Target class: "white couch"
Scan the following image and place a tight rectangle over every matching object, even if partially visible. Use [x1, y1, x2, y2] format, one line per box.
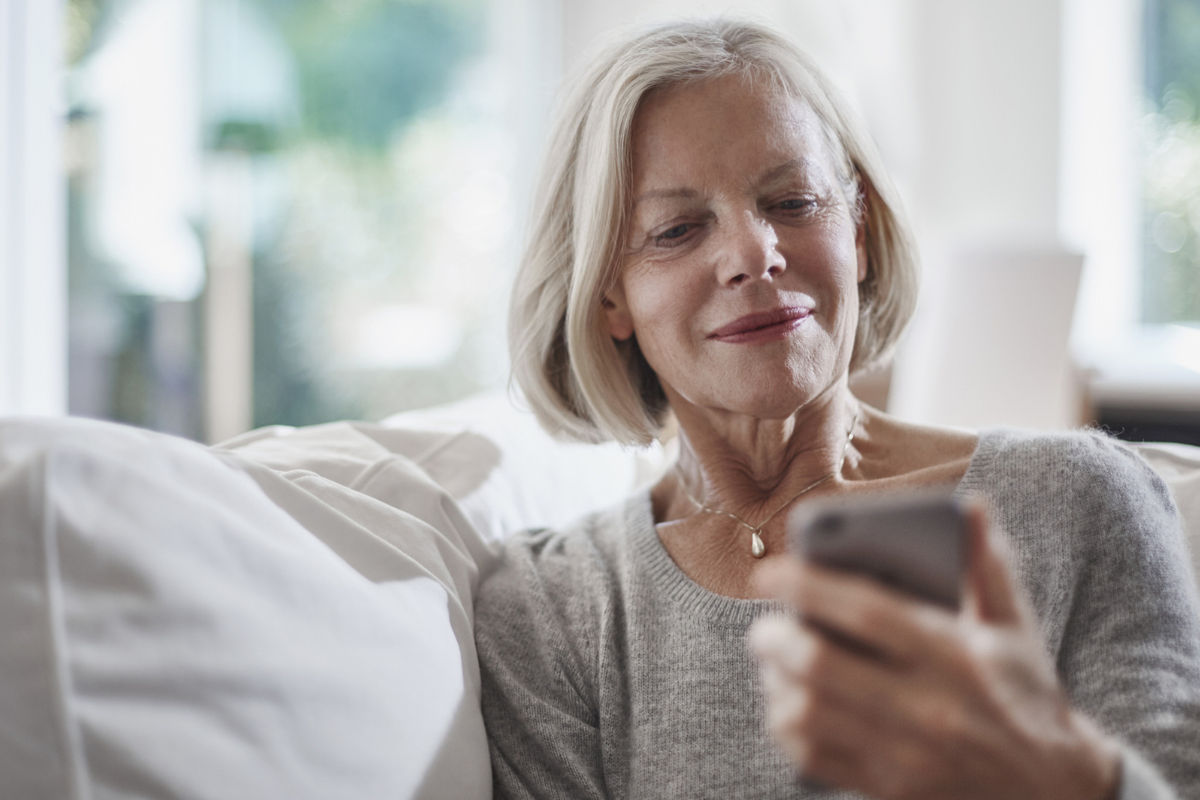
[0, 394, 1196, 799]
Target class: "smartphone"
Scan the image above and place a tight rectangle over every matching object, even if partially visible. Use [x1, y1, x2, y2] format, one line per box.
[787, 490, 968, 610]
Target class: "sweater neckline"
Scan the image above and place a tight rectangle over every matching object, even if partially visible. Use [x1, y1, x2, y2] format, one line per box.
[626, 428, 1007, 624]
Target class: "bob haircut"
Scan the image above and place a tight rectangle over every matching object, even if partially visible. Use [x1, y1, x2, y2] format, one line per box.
[509, 18, 918, 446]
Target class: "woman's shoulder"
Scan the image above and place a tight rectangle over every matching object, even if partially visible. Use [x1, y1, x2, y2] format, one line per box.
[472, 494, 649, 702]
[968, 427, 1173, 505]
[963, 427, 1181, 565]
[967, 429, 1192, 655]
[474, 493, 648, 622]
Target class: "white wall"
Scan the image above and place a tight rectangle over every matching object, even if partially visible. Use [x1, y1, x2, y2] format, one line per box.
[1059, 0, 1144, 350]
[905, 0, 1064, 246]
[889, 0, 1086, 429]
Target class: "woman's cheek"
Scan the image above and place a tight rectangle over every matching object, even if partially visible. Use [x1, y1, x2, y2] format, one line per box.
[626, 269, 697, 334]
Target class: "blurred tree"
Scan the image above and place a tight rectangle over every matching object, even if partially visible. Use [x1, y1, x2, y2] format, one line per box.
[1143, 0, 1200, 324]
[255, 0, 481, 150]
[1147, 0, 1200, 112]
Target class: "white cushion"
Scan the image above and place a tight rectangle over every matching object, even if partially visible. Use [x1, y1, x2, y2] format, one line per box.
[379, 391, 670, 538]
[218, 391, 672, 542]
[0, 417, 491, 800]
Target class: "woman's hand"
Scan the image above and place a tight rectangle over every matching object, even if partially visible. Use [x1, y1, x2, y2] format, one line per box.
[748, 503, 1122, 800]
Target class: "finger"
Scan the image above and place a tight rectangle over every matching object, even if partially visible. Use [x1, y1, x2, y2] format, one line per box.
[758, 655, 913, 798]
[747, 615, 806, 666]
[753, 616, 985, 755]
[777, 720, 870, 795]
[755, 555, 959, 666]
[749, 614, 918, 722]
[770, 681, 966, 800]
[963, 499, 1023, 625]
[750, 616, 993, 799]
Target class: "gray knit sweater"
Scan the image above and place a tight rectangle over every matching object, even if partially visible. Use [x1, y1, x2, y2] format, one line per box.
[475, 429, 1200, 799]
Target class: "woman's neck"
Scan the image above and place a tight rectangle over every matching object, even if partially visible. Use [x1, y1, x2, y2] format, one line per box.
[670, 388, 862, 522]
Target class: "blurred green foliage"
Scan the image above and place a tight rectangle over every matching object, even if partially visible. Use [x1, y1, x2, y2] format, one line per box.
[1147, 0, 1200, 119]
[1143, 0, 1200, 324]
[242, 0, 486, 427]
[256, 0, 481, 150]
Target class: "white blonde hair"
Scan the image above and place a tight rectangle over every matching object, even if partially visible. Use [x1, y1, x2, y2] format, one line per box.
[509, 18, 918, 445]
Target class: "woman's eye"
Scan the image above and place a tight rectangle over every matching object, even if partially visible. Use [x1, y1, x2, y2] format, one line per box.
[653, 223, 693, 246]
[776, 197, 816, 213]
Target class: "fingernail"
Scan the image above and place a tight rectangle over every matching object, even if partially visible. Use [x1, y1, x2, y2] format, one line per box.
[780, 631, 812, 674]
[747, 620, 773, 657]
[747, 615, 790, 657]
[759, 661, 782, 693]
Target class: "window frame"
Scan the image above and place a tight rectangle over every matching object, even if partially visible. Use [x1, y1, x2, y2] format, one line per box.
[0, 0, 66, 416]
[1061, 0, 1200, 409]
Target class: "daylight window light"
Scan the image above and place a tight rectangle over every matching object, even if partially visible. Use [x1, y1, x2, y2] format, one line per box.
[349, 305, 462, 370]
[1167, 324, 1200, 376]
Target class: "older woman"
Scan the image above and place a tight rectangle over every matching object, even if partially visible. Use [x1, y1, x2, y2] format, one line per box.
[475, 18, 1200, 800]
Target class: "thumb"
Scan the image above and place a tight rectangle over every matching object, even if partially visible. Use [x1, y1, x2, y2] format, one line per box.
[963, 500, 1024, 625]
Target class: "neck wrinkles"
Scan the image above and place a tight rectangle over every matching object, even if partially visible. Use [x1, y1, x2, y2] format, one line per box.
[672, 389, 860, 519]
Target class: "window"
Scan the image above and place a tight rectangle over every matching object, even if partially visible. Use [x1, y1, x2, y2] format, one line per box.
[1142, 0, 1200, 325]
[1, 0, 66, 416]
[1061, 0, 1200, 392]
[63, 0, 547, 441]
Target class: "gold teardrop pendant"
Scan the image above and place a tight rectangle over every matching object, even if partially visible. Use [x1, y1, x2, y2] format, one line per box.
[750, 531, 766, 558]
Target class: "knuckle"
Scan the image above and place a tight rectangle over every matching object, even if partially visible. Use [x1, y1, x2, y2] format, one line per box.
[963, 626, 1000, 659]
[958, 628, 1005, 681]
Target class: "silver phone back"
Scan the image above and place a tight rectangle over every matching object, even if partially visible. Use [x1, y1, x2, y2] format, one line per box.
[788, 490, 967, 610]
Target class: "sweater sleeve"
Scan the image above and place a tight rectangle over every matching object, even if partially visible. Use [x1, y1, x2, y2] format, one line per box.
[1053, 435, 1200, 800]
[473, 528, 609, 800]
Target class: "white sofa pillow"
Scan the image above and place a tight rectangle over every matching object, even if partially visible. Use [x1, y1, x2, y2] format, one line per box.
[0, 417, 490, 800]
[379, 391, 670, 538]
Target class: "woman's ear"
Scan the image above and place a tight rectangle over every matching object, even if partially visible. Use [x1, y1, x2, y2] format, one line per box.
[602, 285, 635, 341]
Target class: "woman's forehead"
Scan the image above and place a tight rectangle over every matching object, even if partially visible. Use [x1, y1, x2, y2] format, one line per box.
[628, 75, 835, 194]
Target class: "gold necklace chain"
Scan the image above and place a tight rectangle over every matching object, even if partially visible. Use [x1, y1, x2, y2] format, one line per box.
[677, 409, 859, 559]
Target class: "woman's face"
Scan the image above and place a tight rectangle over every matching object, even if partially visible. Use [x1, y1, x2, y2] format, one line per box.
[605, 74, 867, 420]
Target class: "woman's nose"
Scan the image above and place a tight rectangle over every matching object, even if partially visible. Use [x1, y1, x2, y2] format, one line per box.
[716, 212, 786, 287]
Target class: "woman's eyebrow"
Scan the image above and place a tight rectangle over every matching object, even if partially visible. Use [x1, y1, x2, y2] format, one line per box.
[756, 159, 812, 185]
[631, 187, 699, 207]
[631, 159, 817, 208]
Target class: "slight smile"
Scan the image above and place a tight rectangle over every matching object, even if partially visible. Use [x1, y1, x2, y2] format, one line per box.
[708, 307, 811, 344]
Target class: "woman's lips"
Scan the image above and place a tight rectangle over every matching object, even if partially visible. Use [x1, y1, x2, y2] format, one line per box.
[708, 307, 812, 343]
